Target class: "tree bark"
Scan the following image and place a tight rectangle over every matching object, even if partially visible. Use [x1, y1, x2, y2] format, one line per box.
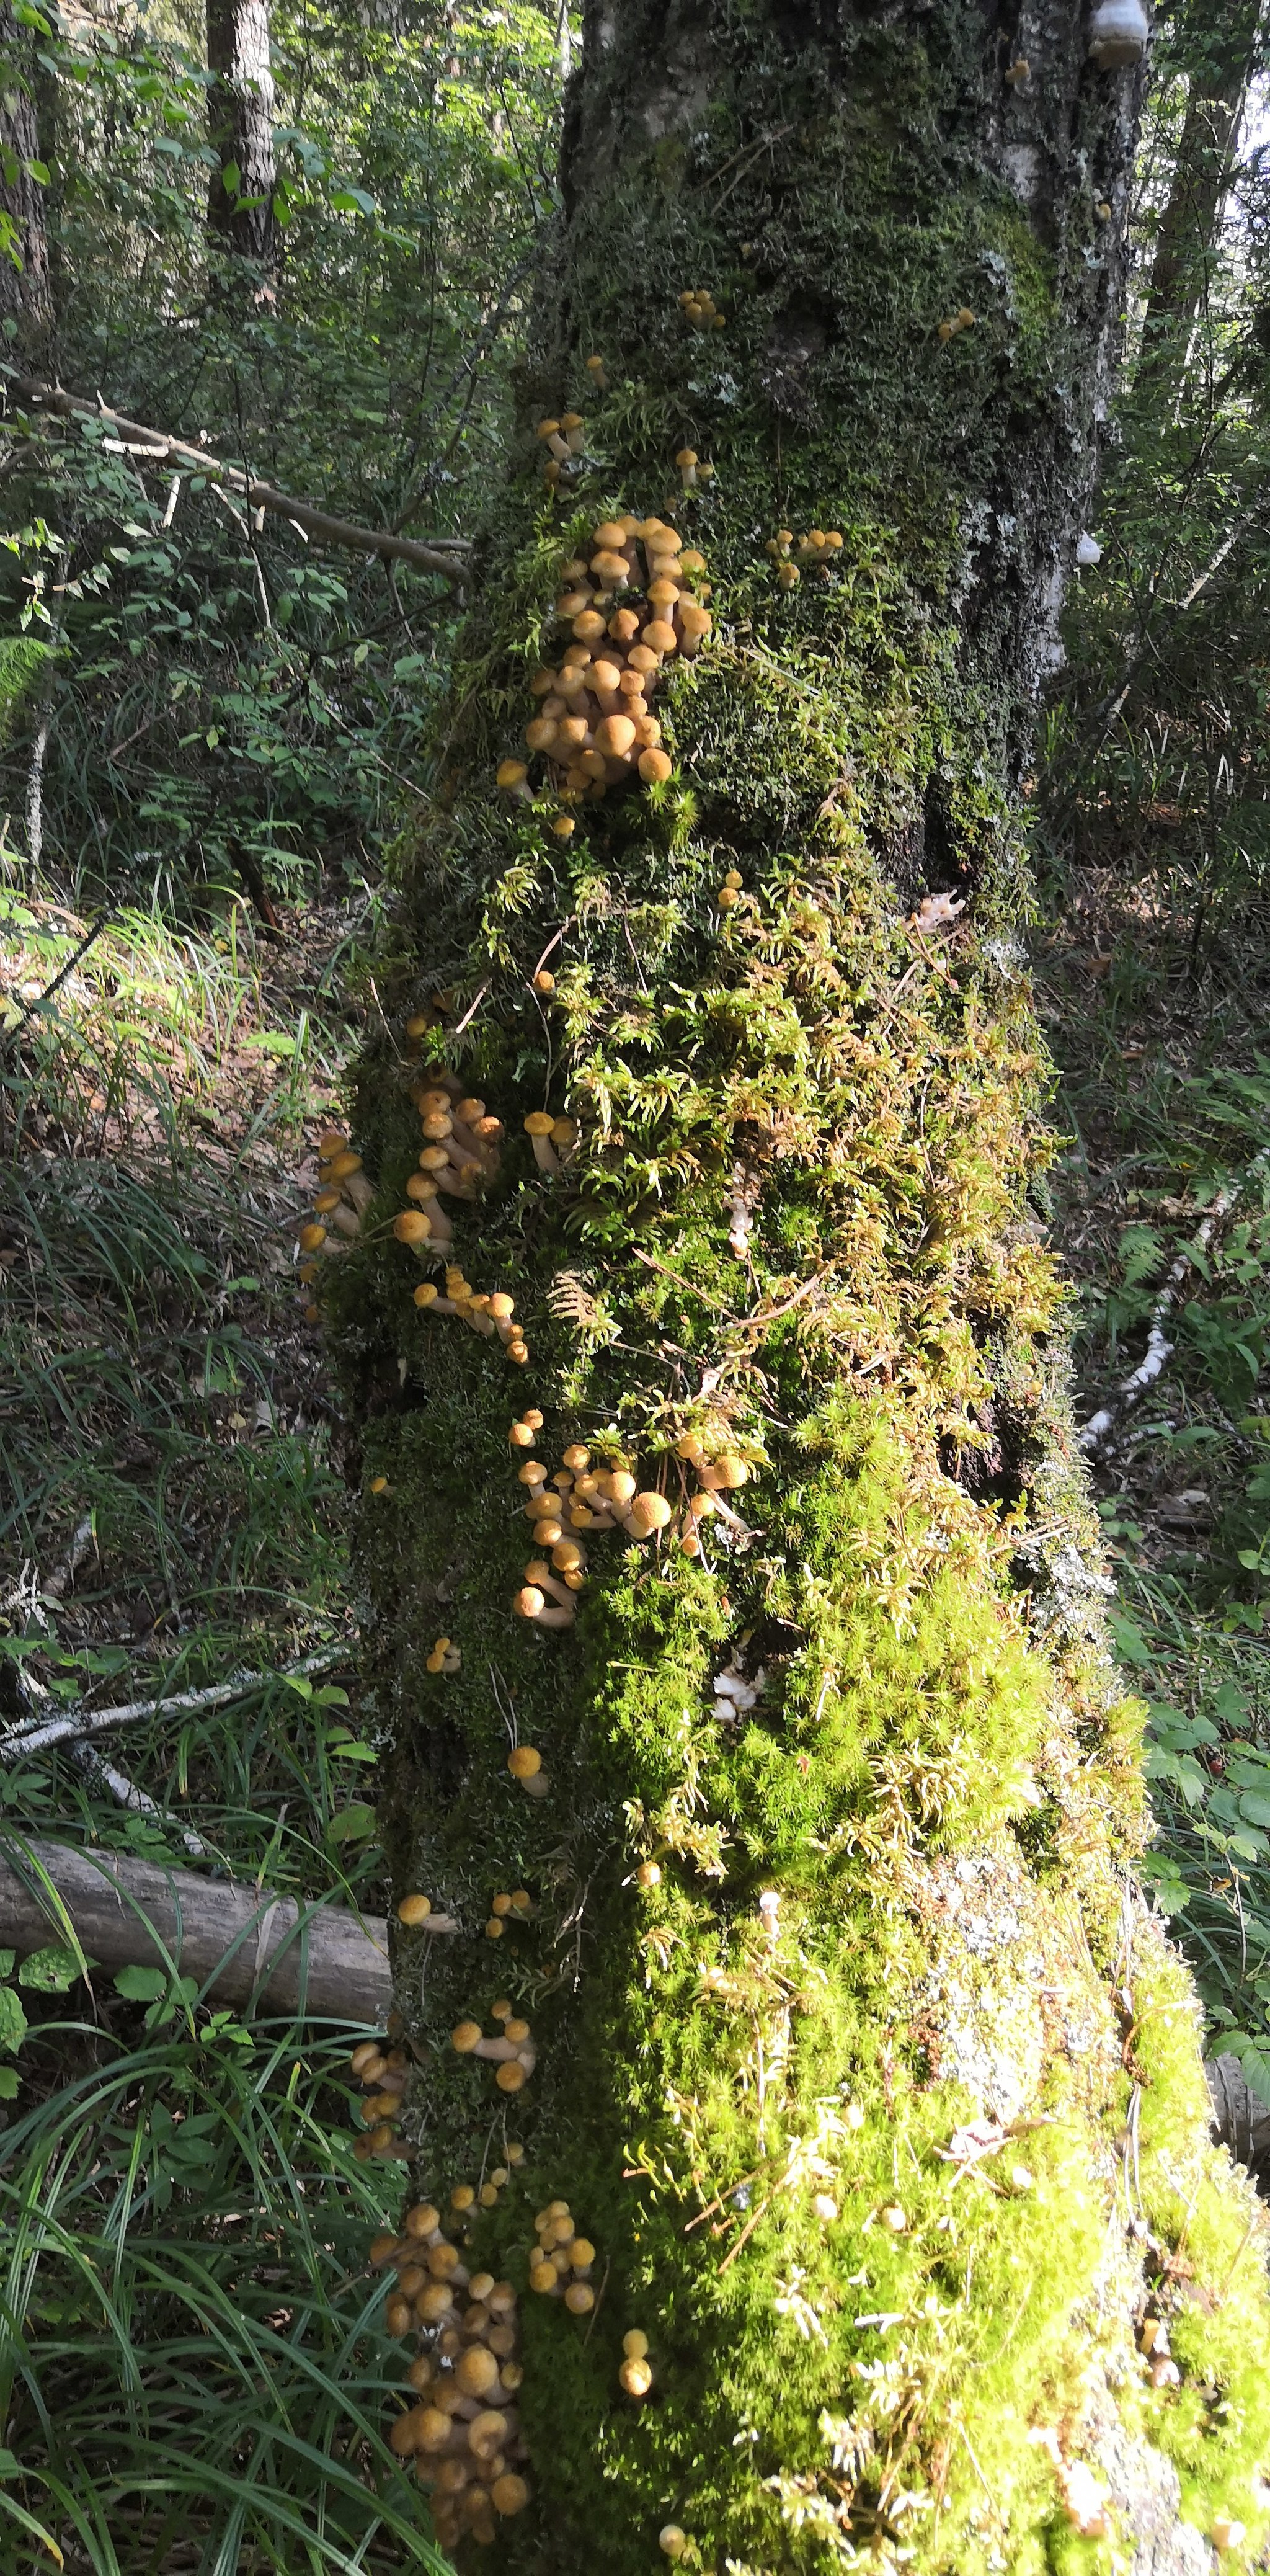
[0, 2, 50, 345]
[1142, 0, 1264, 350]
[205, 0, 278, 270]
[339, 2, 1270, 2566]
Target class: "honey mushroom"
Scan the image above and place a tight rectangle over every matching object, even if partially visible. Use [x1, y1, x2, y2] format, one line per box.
[295, 1126, 375, 1314]
[678, 285, 725, 331]
[425, 1635, 461, 1675]
[501, 512, 713, 815]
[585, 352, 608, 391]
[528, 2200, 598, 2312]
[523, 1110, 580, 1176]
[507, 1742, 549, 1796]
[347, 2028, 412, 2161]
[451, 2009, 537, 2090]
[378, 2196, 533, 2547]
[396, 1889, 460, 1938]
[619, 2327, 653, 2396]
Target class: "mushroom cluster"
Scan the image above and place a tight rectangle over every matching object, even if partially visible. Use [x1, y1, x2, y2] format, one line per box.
[396, 1072, 504, 1259]
[535, 410, 588, 490]
[349, 2026, 412, 2162]
[371, 2184, 531, 2548]
[508, 1422, 757, 1629]
[504, 515, 714, 813]
[414, 1267, 528, 1363]
[763, 526, 843, 589]
[526, 2200, 598, 2312]
[295, 1127, 371, 1313]
[523, 1110, 579, 1175]
[679, 285, 725, 332]
[485, 1886, 533, 1940]
[938, 306, 976, 343]
[451, 1999, 537, 2093]
[619, 2326, 653, 2397]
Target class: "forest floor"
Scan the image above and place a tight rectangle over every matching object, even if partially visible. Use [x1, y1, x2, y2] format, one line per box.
[0, 866, 427, 2570]
[3, 836, 1270, 2566]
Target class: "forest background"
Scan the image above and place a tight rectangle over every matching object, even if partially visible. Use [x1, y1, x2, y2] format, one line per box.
[1, 0, 1270, 2563]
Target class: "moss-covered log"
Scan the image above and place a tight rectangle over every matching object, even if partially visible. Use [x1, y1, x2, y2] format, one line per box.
[330, 1, 1270, 2566]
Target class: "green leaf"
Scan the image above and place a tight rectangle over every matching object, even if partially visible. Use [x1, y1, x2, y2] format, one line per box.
[327, 1803, 376, 1845]
[113, 1964, 167, 2002]
[0, 2446, 20, 2475]
[1238, 1793, 1270, 1830]
[1110, 1614, 1153, 1666]
[0, 2066, 19, 2099]
[0, 1950, 14, 1981]
[17, 1942, 81, 1992]
[328, 1737, 376, 1762]
[0, 1986, 28, 2054]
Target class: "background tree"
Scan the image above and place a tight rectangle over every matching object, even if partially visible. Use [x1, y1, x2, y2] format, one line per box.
[205, 0, 278, 271]
[340, 0, 1270, 2565]
[0, 0, 50, 344]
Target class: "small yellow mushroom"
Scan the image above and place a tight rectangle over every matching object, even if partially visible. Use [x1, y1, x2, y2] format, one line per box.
[397, 1892, 433, 1927]
[620, 2356, 653, 2396]
[451, 2020, 484, 2054]
[496, 757, 533, 801]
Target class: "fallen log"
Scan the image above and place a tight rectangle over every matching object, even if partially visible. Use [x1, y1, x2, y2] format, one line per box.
[0, 1835, 394, 2021]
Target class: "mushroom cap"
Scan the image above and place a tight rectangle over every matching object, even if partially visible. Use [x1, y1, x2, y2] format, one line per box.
[495, 2059, 527, 2091]
[397, 1892, 432, 1926]
[595, 713, 637, 757]
[660, 2530, 687, 2560]
[628, 1491, 673, 1534]
[623, 2329, 650, 2358]
[675, 447, 698, 467]
[606, 1469, 637, 1505]
[413, 1282, 438, 1308]
[508, 1744, 542, 1778]
[585, 352, 605, 370]
[643, 620, 678, 655]
[451, 2020, 483, 2052]
[515, 1587, 546, 1619]
[551, 814, 576, 839]
[620, 2357, 654, 2395]
[298, 1223, 327, 1254]
[523, 1111, 556, 1136]
[535, 417, 561, 438]
[492, 2473, 531, 2516]
[639, 748, 673, 784]
[572, 609, 607, 641]
[564, 2281, 595, 2314]
[393, 1209, 432, 1245]
[456, 2345, 501, 2397]
[496, 758, 529, 787]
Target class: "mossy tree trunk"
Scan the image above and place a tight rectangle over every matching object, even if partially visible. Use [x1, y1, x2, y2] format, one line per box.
[339, 2, 1270, 2567]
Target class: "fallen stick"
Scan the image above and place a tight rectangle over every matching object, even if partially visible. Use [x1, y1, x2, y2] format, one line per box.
[1081, 1143, 1270, 1453]
[6, 377, 470, 586]
[0, 1836, 411, 2020]
[0, 1643, 347, 1763]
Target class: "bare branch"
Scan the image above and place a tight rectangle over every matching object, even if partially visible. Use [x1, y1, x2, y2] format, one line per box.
[6, 377, 471, 586]
[0, 1645, 348, 1763]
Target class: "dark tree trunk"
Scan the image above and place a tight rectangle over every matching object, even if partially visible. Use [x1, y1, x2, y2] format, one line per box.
[206, 0, 278, 270]
[331, 1, 1270, 2567]
[1142, 0, 1264, 349]
[0, 2, 50, 347]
